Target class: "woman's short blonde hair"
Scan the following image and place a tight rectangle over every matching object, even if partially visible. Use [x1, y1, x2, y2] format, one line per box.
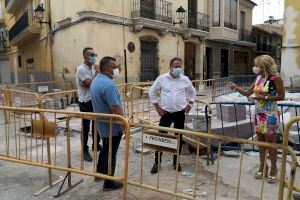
[254, 55, 278, 76]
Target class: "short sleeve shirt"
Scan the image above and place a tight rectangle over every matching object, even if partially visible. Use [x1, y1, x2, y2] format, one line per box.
[75, 63, 95, 103]
[90, 74, 123, 138]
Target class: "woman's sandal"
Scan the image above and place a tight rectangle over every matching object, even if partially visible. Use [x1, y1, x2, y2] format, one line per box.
[267, 175, 278, 183]
[267, 169, 278, 183]
[255, 166, 268, 179]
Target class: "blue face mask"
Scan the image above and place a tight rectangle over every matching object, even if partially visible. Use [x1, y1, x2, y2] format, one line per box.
[172, 68, 181, 77]
[88, 56, 96, 64]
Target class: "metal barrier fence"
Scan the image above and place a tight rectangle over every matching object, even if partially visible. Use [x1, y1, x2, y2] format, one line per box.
[128, 118, 298, 200]
[280, 116, 300, 198]
[0, 107, 298, 199]
[213, 75, 256, 99]
[117, 83, 134, 119]
[129, 83, 213, 163]
[1, 82, 133, 114]
[208, 101, 300, 151]
[9, 80, 75, 92]
[0, 88, 78, 109]
[0, 106, 130, 199]
[129, 81, 214, 125]
[191, 79, 215, 101]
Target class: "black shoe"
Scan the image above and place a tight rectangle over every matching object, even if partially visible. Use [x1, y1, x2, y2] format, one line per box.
[103, 181, 123, 191]
[84, 151, 93, 162]
[173, 163, 182, 171]
[150, 163, 161, 174]
[92, 144, 102, 152]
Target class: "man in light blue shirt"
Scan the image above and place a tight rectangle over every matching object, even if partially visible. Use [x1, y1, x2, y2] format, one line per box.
[90, 56, 123, 190]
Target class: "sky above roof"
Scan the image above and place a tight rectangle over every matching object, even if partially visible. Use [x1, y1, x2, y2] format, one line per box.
[252, 0, 284, 24]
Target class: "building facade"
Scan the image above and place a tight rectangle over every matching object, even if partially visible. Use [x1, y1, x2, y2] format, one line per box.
[0, 0, 10, 84]
[50, 0, 210, 84]
[204, 0, 256, 79]
[0, 0, 53, 84]
[0, 0, 257, 84]
[252, 22, 282, 70]
[281, 0, 300, 88]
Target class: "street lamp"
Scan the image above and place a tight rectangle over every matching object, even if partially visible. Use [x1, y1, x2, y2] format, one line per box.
[34, 3, 51, 25]
[173, 6, 186, 25]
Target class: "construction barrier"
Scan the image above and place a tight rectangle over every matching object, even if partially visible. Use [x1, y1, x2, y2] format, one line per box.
[128, 120, 298, 200]
[280, 116, 300, 198]
[191, 79, 215, 101]
[0, 106, 130, 199]
[129, 83, 213, 164]
[0, 107, 298, 199]
[117, 83, 134, 119]
[9, 80, 75, 92]
[212, 75, 256, 99]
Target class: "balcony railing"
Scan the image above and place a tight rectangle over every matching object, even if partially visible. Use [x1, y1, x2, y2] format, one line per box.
[239, 28, 252, 42]
[224, 20, 237, 30]
[131, 0, 172, 23]
[256, 43, 275, 53]
[8, 10, 40, 42]
[187, 12, 210, 32]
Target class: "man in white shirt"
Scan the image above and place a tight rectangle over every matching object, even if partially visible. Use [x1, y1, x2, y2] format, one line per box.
[149, 57, 196, 174]
[76, 47, 101, 162]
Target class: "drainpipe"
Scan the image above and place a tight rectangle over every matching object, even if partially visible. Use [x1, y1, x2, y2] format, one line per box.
[48, 0, 54, 81]
[122, 0, 128, 83]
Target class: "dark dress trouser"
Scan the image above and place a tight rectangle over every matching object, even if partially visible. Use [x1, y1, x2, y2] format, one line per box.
[155, 110, 185, 164]
[78, 101, 100, 152]
[97, 133, 122, 176]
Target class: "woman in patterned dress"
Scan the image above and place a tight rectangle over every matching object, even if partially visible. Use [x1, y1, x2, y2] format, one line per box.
[228, 55, 285, 183]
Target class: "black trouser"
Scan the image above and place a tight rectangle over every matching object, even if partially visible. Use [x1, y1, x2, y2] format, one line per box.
[78, 100, 100, 152]
[97, 133, 122, 176]
[155, 110, 185, 165]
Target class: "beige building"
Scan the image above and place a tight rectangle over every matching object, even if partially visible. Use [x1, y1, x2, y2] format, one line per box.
[281, 0, 300, 88]
[204, 0, 256, 78]
[252, 22, 282, 70]
[50, 0, 210, 83]
[51, 0, 257, 83]
[0, 0, 53, 84]
[0, 0, 10, 84]
[0, 0, 257, 84]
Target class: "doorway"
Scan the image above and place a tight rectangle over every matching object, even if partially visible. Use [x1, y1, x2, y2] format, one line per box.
[140, 38, 158, 81]
[221, 49, 229, 77]
[0, 59, 11, 84]
[234, 51, 249, 75]
[205, 47, 212, 79]
[184, 42, 196, 80]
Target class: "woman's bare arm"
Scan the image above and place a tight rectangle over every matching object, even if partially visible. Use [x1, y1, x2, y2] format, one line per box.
[228, 82, 255, 97]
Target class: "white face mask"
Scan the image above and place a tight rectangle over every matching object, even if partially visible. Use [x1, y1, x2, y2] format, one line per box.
[113, 68, 120, 76]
